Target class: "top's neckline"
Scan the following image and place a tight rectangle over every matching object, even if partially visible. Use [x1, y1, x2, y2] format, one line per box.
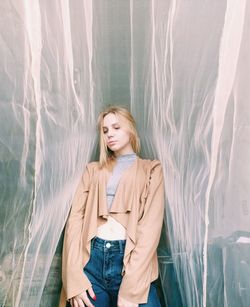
[116, 152, 137, 162]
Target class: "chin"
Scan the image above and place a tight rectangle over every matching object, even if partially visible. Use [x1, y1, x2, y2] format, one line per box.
[108, 146, 119, 152]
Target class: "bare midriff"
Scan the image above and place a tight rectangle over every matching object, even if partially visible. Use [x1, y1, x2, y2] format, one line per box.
[97, 216, 126, 240]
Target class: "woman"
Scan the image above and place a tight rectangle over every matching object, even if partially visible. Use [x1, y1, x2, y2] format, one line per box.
[61, 106, 165, 307]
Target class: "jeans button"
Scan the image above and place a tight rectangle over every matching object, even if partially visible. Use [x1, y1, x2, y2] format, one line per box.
[106, 242, 111, 248]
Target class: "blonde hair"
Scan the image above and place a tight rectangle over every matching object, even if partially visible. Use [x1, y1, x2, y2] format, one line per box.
[97, 106, 140, 167]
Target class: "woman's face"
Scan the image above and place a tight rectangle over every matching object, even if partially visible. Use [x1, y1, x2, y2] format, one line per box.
[102, 112, 134, 156]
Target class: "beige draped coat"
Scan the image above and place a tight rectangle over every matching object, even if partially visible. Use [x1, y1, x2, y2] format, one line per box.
[60, 157, 164, 305]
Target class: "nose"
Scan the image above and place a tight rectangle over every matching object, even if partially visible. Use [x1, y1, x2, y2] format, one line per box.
[107, 129, 114, 138]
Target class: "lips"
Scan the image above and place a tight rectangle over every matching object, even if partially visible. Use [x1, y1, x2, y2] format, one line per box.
[108, 140, 116, 146]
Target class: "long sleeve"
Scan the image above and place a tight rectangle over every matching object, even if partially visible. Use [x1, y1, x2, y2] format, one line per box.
[118, 161, 165, 304]
[61, 165, 92, 300]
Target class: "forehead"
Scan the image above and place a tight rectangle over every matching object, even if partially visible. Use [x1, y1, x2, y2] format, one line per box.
[103, 113, 120, 126]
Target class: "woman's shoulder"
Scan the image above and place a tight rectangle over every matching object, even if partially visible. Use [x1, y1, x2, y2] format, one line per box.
[86, 161, 100, 169]
[80, 161, 100, 177]
[86, 160, 100, 167]
[138, 157, 162, 169]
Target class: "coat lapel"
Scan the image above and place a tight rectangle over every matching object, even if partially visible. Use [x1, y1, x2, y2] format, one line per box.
[97, 166, 109, 217]
[97, 158, 139, 216]
[109, 157, 138, 213]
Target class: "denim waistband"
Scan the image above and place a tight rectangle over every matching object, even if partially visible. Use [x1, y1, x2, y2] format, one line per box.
[92, 236, 126, 253]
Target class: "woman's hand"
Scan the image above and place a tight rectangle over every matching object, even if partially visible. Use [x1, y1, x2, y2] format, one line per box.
[117, 295, 138, 307]
[69, 286, 96, 307]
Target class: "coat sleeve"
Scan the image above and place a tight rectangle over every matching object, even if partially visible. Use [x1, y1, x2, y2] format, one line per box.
[61, 164, 92, 300]
[118, 161, 165, 304]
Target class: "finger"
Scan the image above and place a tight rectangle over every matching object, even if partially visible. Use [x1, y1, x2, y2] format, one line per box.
[75, 297, 85, 307]
[87, 286, 96, 300]
[72, 298, 77, 307]
[81, 296, 94, 307]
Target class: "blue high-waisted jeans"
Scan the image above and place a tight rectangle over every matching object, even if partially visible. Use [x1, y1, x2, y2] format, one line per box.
[83, 237, 161, 307]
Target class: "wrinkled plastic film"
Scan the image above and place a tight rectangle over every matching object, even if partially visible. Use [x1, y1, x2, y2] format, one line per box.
[0, 1, 250, 307]
[0, 1, 96, 306]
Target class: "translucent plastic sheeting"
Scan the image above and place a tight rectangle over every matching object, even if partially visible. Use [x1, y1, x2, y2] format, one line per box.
[0, 1, 250, 307]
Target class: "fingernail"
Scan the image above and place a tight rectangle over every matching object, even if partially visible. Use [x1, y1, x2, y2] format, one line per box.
[93, 295, 97, 301]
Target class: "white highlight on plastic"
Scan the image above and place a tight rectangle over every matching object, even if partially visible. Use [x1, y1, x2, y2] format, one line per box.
[202, 1, 246, 306]
[83, 0, 94, 119]
[129, 0, 135, 109]
[16, 1, 42, 306]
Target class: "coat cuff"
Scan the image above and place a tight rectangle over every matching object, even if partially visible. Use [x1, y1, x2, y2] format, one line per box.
[118, 274, 151, 304]
[63, 270, 92, 300]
